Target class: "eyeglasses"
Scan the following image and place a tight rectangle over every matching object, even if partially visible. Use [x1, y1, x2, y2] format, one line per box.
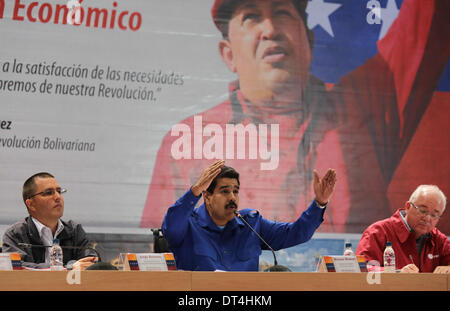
[28, 187, 67, 199]
[409, 202, 441, 220]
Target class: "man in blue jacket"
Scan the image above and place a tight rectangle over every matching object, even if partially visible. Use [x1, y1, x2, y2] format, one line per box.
[162, 160, 336, 271]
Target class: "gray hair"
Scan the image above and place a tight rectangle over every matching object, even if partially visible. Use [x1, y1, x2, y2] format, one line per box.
[409, 185, 447, 212]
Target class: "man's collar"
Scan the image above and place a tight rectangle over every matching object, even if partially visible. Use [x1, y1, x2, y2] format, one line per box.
[196, 204, 219, 231]
[392, 209, 414, 243]
[31, 217, 64, 240]
[399, 209, 412, 232]
[196, 204, 243, 231]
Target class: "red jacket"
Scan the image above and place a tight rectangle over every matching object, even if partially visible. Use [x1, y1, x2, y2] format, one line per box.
[356, 209, 450, 272]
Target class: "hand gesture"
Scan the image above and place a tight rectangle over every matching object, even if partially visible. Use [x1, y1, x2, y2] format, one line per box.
[191, 160, 225, 196]
[313, 168, 337, 205]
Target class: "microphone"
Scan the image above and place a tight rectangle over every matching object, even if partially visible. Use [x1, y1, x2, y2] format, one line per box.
[18, 242, 102, 262]
[233, 210, 291, 272]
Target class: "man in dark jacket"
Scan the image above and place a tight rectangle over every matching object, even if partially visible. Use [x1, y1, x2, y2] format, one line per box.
[356, 185, 449, 273]
[2, 172, 97, 270]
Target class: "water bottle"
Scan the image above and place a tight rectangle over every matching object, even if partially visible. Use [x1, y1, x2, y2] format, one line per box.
[383, 241, 395, 273]
[343, 242, 354, 256]
[49, 239, 64, 270]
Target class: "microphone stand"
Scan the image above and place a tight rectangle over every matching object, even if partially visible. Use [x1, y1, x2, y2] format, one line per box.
[234, 210, 291, 272]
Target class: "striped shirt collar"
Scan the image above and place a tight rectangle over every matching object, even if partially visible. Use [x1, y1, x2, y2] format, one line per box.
[31, 217, 64, 244]
[399, 209, 412, 232]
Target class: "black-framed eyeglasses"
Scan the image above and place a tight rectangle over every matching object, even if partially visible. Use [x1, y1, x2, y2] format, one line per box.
[410, 202, 441, 220]
[28, 187, 67, 199]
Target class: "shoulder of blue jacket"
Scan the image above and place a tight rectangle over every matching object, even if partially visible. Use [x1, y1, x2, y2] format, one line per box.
[238, 208, 259, 218]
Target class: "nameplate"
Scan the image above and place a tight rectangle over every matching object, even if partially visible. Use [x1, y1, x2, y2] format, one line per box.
[0, 253, 22, 271]
[317, 255, 367, 273]
[122, 253, 177, 271]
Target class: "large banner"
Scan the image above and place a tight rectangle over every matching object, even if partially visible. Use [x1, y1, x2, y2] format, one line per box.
[1, 0, 449, 235]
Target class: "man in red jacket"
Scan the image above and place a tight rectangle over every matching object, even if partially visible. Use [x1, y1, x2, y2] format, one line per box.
[356, 185, 449, 273]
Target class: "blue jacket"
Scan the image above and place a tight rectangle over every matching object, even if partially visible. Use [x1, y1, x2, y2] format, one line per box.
[162, 188, 325, 271]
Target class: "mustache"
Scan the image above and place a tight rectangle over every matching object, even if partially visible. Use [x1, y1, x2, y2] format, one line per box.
[225, 201, 237, 209]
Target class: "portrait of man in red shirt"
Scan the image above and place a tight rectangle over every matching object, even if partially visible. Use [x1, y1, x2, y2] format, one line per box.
[141, 0, 450, 234]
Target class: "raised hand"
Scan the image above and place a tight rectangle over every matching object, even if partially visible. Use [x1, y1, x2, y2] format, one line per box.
[313, 169, 337, 205]
[191, 160, 225, 196]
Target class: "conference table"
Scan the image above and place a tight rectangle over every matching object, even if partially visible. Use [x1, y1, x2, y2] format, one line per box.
[0, 271, 448, 291]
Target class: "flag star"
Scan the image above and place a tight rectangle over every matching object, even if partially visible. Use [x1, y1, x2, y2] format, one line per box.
[376, 0, 400, 40]
[306, 0, 342, 37]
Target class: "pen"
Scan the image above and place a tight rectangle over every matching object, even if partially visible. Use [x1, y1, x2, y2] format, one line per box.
[409, 255, 414, 264]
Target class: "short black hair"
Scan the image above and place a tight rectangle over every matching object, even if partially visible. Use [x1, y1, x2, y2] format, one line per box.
[22, 172, 55, 204]
[206, 166, 240, 194]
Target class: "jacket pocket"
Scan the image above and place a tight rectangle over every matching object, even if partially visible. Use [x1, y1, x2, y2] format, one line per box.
[236, 236, 261, 261]
[192, 239, 219, 271]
